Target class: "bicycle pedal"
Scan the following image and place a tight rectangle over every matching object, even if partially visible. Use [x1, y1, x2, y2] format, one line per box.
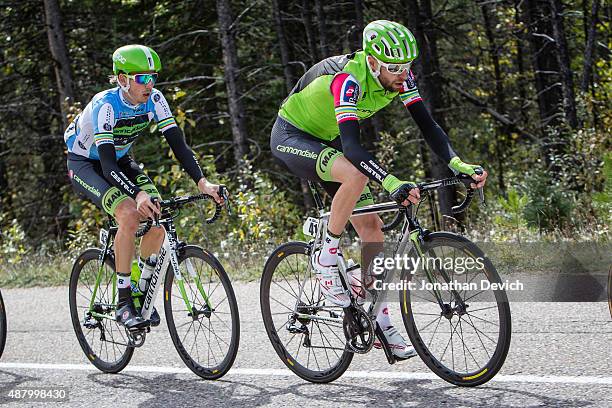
[286, 321, 309, 335]
[393, 353, 417, 362]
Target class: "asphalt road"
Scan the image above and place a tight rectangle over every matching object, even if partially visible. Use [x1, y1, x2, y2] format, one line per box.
[0, 284, 610, 407]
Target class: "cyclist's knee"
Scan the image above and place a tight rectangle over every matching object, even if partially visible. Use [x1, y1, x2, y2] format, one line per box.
[333, 157, 368, 186]
[351, 169, 369, 187]
[144, 225, 165, 240]
[114, 201, 140, 232]
[352, 214, 383, 240]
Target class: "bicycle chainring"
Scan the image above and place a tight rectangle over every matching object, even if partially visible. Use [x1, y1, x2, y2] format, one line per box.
[343, 306, 375, 354]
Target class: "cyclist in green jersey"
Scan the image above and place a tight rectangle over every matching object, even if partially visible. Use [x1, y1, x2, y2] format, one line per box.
[271, 20, 487, 359]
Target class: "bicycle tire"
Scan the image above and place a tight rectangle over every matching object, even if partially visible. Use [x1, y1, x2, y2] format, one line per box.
[399, 232, 511, 386]
[0, 290, 6, 359]
[608, 267, 612, 319]
[260, 241, 353, 383]
[164, 245, 240, 380]
[69, 248, 134, 373]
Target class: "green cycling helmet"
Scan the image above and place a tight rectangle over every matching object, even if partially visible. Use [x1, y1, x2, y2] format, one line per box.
[363, 20, 418, 63]
[112, 44, 161, 74]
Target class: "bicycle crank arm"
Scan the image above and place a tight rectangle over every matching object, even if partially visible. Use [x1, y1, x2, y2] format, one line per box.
[374, 323, 397, 365]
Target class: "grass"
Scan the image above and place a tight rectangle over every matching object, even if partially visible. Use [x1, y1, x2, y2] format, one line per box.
[0, 246, 271, 288]
[1, 240, 609, 288]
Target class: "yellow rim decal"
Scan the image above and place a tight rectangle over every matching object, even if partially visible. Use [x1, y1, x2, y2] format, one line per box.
[287, 358, 294, 366]
[403, 287, 408, 315]
[277, 252, 285, 258]
[212, 369, 219, 374]
[462, 368, 488, 380]
[88, 354, 95, 361]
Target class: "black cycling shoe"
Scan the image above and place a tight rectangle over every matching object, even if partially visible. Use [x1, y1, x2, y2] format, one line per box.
[148, 307, 161, 327]
[133, 297, 161, 327]
[116, 300, 150, 331]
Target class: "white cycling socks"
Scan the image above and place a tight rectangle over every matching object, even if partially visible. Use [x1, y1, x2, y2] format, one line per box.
[318, 229, 341, 266]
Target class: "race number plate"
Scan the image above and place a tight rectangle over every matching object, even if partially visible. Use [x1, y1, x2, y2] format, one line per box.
[302, 217, 319, 237]
[99, 228, 108, 245]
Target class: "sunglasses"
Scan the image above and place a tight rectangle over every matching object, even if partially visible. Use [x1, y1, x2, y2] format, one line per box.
[125, 73, 158, 85]
[376, 58, 412, 75]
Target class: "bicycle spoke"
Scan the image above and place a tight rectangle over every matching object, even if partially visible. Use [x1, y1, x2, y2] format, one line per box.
[272, 280, 300, 301]
[425, 315, 443, 349]
[468, 305, 499, 313]
[314, 320, 333, 368]
[463, 314, 497, 345]
[466, 311, 500, 327]
[269, 295, 295, 313]
[463, 289, 488, 303]
[438, 318, 461, 362]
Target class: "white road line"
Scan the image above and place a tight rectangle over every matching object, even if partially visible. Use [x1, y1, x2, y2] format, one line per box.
[0, 362, 611, 385]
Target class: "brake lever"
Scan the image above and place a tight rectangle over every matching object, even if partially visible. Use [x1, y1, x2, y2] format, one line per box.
[150, 197, 161, 226]
[219, 185, 232, 216]
[477, 188, 486, 206]
[473, 167, 486, 207]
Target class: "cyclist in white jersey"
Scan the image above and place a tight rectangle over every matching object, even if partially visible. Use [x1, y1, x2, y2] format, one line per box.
[65, 44, 225, 330]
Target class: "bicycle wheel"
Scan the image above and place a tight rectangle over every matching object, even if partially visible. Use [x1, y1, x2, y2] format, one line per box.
[260, 242, 353, 383]
[0, 290, 6, 359]
[164, 245, 240, 380]
[69, 248, 134, 373]
[399, 232, 511, 386]
[608, 268, 612, 319]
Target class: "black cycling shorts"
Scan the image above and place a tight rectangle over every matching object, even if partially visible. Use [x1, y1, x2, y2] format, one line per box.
[67, 153, 161, 215]
[270, 115, 374, 207]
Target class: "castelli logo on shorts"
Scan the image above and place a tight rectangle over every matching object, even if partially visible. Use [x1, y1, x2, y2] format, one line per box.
[359, 192, 373, 202]
[103, 123, 112, 131]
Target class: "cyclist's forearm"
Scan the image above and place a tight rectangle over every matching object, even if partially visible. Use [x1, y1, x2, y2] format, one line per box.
[407, 100, 457, 163]
[163, 127, 205, 184]
[339, 120, 393, 186]
[97, 143, 140, 198]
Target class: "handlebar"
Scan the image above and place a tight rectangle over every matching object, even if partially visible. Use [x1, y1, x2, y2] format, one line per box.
[417, 168, 485, 215]
[135, 188, 231, 237]
[381, 169, 485, 231]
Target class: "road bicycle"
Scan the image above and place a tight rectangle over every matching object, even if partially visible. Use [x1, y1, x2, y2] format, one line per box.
[261, 174, 511, 386]
[69, 191, 239, 380]
[0, 289, 6, 359]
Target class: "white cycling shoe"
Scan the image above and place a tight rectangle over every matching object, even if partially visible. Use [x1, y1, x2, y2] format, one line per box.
[374, 326, 418, 360]
[312, 252, 351, 308]
[346, 262, 367, 305]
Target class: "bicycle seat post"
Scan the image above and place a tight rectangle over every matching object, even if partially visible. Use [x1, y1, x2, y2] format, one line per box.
[308, 181, 325, 213]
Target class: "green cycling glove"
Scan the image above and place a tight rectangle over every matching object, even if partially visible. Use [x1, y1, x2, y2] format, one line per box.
[448, 157, 482, 176]
[382, 174, 415, 193]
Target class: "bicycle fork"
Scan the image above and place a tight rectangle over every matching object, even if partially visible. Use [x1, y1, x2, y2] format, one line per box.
[151, 225, 213, 321]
